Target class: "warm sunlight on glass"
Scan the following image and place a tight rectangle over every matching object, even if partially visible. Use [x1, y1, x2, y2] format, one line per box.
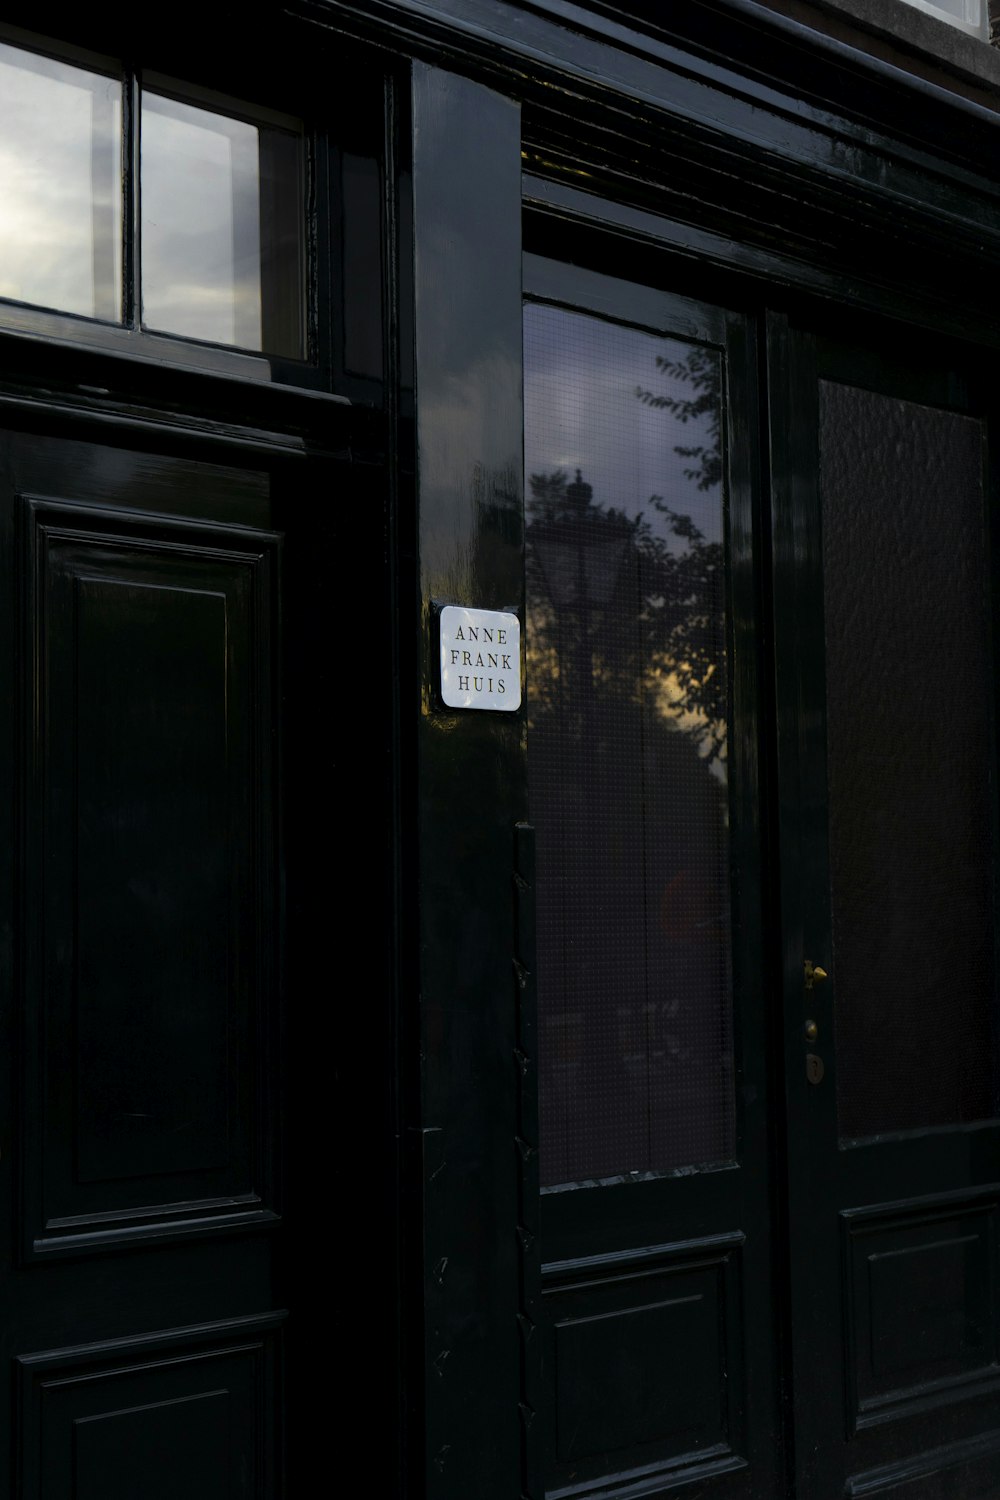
[525, 300, 734, 1188]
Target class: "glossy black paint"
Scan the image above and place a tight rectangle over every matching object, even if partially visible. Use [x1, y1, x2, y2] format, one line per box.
[0, 0, 997, 1496]
[515, 821, 543, 1500]
[769, 318, 1000, 1500]
[0, 21, 401, 1500]
[0, 431, 286, 1497]
[410, 61, 526, 1500]
[294, 0, 1000, 336]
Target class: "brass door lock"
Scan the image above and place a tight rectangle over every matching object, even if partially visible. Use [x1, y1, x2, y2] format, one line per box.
[804, 960, 828, 991]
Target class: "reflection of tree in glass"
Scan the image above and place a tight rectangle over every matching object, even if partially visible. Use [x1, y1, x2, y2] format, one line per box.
[528, 342, 726, 766]
[528, 340, 733, 1184]
[636, 346, 722, 494]
[526, 464, 726, 769]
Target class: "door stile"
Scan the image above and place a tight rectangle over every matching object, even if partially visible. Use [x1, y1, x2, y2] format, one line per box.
[411, 62, 526, 1500]
[723, 307, 788, 1500]
[985, 400, 1000, 1106]
[765, 311, 845, 1500]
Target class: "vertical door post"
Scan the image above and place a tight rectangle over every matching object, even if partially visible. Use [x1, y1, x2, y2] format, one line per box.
[410, 61, 527, 1500]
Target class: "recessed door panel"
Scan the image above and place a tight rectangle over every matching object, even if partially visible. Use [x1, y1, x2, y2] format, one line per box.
[543, 1238, 745, 1493]
[17, 1315, 282, 1500]
[21, 498, 279, 1254]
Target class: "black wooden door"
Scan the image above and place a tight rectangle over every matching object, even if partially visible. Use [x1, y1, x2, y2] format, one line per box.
[524, 258, 782, 1500]
[771, 320, 1000, 1500]
[0, 426, 291, 1498]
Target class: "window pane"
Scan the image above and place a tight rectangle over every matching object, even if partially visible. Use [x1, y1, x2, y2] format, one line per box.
[525, 301, 734, 1187]
[820, 381, 998, 1139]
[141, 91, 304, 358]
[0, 43, 122, 321]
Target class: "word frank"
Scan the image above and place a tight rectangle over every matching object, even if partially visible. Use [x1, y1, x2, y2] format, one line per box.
[439, 606, 521, 711]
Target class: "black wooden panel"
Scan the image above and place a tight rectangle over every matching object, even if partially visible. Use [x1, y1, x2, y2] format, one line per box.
[542, 1239, 745, 1496]
[16, 1314, 283, 1500]
[843, 1191, 1000, 1432]
[847, 1430, 1000, 1500]
[20, 497, 280, 1256]
[74, 576, 229, 1184]
[74, 1391, 231, 1500]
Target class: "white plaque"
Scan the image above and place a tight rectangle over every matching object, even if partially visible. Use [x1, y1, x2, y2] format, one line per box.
[439, 605, 521, 711]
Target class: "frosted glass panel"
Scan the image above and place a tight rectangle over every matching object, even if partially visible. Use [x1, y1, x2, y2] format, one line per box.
[0, 43, 122, 321]
[820, 381, 997, 1140]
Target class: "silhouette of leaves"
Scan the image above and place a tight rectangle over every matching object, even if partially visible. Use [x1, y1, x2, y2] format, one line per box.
[636, 347, 722, 493]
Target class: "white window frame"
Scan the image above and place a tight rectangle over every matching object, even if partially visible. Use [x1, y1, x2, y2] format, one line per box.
[896, 0, 988, 40]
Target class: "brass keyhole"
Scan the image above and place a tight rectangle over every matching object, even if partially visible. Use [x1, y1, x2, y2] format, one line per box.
[806, 1053, 825, 1085]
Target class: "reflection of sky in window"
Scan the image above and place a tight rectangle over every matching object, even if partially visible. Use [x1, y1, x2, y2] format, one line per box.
[524, 303, 722, 546]
[0, 44, 121, 319]
[141, 94, 262, 349]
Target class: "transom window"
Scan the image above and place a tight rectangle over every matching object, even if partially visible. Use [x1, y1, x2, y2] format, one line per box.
[0, 37, 305, 363]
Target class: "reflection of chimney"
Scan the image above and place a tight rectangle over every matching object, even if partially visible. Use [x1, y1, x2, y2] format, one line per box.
[565, 469, 592, 512]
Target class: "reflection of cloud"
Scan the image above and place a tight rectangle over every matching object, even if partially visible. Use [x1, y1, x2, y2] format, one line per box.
[142, 97, 261, 349]
[140, 271, 260, 338]
[0, 47, 121, 318]
[524, 302, 722, 546]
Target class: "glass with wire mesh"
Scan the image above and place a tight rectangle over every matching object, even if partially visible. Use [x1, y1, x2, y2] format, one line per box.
[525, 300, 735, 1187]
